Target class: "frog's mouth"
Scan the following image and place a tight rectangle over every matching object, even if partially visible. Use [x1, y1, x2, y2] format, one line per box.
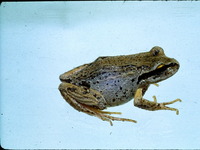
[138, 62, 179, 84]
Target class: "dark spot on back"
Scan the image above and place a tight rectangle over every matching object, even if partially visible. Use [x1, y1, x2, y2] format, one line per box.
[99, 56, 107, 59]
[65, 78, 72, 83]
[97, 96, 101, 100]
[79, 81, 91, 88]
[68, 87, 76, 92]
[82, 91, 88, 94]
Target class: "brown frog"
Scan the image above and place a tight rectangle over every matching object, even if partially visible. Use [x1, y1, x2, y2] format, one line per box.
[59, 46, 181, 125]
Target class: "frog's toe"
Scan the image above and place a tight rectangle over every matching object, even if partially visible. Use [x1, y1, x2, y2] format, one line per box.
[160, 98, 181, 115]
[162, 98, 182, 105]
[97, 113, 137, 126]
[158, 104, 180, 115]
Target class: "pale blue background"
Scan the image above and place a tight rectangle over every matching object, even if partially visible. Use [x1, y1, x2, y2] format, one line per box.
[1, 1, 200, 149]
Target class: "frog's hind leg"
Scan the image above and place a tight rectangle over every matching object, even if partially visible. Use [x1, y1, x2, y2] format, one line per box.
[83, 106, 137, 125]
[59, 82, 136, 125]
[134, 88, 182, 114]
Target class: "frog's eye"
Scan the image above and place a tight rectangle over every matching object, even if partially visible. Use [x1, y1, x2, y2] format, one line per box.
[152, 49, 160, 56]
[156, 64, 165, 69]
[150, 46, 164, 56]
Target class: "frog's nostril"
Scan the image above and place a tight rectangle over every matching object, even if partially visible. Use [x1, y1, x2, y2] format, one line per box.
[169, 62, 179, 69]
[171, 63, 177, 66]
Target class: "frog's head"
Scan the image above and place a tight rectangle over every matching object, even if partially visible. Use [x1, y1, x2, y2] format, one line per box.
[137, 46, 180, 85]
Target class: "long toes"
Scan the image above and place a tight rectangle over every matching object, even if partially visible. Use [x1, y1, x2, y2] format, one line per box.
[103, 114, 137, 123]
[97, 110, 122, 115]
[162, 99, 182, 105]
[159, 105, 180, 115]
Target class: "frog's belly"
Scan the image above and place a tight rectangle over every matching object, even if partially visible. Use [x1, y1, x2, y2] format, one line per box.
[90, 78, 137, 107]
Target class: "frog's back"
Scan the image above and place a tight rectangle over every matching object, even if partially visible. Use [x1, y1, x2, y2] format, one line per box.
[70, 56, 141, 107]
[61, 53, 147, 107]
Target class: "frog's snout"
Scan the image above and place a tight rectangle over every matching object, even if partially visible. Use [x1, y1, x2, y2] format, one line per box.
[170, 58, 180, 70]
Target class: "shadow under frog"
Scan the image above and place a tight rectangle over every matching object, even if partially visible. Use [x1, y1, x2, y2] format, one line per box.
[59, 46, 181, 126]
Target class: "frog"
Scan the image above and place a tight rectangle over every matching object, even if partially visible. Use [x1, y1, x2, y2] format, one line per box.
[58, 46, 181, 125]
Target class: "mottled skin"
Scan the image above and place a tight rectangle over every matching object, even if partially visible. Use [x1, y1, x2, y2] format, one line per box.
[59, 46, 181, 125]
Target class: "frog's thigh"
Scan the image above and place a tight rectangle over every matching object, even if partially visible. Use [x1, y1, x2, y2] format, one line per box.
[59, 82, 107, 110]
[134, 88, 181, 115]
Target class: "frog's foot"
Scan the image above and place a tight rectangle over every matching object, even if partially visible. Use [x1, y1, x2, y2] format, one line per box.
[59, 82, 137, 126]
[134, 88, 182, 115]
[98, 113, 137, 126]
[152, 96, 182, 115]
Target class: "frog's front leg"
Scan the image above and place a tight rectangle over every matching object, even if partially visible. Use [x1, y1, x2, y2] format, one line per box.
[59, 82, 136, 125]
[134, 88, 181, 114]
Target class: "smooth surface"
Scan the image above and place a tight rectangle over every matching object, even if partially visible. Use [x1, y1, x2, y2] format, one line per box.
[1, 2, 200, 149]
